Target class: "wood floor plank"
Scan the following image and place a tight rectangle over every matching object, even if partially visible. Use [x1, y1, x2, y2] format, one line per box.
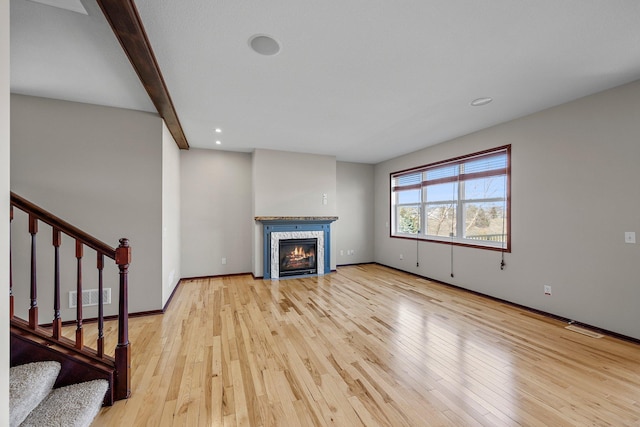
[85, 264, 640, 426]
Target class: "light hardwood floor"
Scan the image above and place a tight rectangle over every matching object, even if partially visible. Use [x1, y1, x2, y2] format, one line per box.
[81, 264, 640, 426]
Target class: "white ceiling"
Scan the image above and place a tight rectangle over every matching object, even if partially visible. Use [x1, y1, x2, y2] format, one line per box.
[10, 0, 640, 164]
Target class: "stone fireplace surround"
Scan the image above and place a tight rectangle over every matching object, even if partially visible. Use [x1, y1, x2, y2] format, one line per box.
[256, 216, 338, 279]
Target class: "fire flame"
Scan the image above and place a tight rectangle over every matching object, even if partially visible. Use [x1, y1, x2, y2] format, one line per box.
[289, 246, 315, 259]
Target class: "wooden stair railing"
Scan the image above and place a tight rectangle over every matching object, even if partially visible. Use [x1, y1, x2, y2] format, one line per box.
[9, 192, 131, 402]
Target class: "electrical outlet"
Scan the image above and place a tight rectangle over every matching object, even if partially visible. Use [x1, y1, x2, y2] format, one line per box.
[221, 257, 227, 265]
[544, 285, 552, 296]
[340, 250, 344, 256]
[625, 231, 636, 244]
[399, 253, 404, 260]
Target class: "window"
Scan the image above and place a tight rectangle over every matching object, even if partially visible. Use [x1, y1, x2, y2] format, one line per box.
[391, 145, 510, 251]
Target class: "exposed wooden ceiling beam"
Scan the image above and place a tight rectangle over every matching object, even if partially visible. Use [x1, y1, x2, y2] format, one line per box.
[96, 0, 189, 149]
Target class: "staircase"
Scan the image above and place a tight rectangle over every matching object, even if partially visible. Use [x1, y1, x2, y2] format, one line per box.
[9, 192, 132, 406]
[10, 361, 108, 427]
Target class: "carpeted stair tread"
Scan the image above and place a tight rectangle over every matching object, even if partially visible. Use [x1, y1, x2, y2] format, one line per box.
[10, 361, 61, 427]
[20, 379, 109, 427]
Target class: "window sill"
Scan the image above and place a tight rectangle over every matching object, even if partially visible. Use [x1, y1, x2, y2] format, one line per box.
[390, 234, 510, 252]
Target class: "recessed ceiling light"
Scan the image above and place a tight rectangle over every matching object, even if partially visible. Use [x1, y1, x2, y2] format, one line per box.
[215, 128, 222, 133]
[470, 97, 493, 107]
[215, 140, 221, 145]
[249, 35, 281, 56]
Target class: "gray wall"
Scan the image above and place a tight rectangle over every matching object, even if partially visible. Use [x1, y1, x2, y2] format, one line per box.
[180, 149, 253, 278]
[11, 94, 165, 316]
[374, 80, 640, 340]
[162, 122, 181, 306]
[252, 149, 338, 277]
[180, 151, 376, 278]
[1, 0, 10, 420]
[336, 161, 374, 265]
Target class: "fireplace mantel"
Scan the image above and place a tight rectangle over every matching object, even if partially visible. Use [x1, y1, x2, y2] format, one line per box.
[256, 216, 338, 279]
[255, 216, 338, 223]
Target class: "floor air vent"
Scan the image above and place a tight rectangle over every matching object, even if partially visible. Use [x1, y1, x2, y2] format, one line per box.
[69, 288, 111, 308]
[565, 324, 603, 339]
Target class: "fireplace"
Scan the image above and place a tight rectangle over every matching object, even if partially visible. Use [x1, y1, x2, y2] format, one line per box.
[256, 216, 338, 279]
[279, 238, 317, 277]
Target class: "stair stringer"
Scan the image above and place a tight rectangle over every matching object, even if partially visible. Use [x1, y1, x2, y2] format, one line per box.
[10, 322, 116, 406]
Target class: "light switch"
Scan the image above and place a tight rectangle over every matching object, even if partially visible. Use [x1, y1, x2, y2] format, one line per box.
[624, 232, 636, 244]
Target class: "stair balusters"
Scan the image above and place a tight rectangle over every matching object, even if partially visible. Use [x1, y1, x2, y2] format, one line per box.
[28, 214, 38, 329]
[75, 239, 84, 350]
[52, 228, 62, 339]
[9, 192, 132, 402]
[97, 252, 104, 358]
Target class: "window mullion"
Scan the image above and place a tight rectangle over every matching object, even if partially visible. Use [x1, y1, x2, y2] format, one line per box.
[456, 167, 464, 238]
[420, 174, 425, 235]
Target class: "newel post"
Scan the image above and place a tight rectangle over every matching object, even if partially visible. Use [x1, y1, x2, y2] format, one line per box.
[114, 238, 131, 400]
